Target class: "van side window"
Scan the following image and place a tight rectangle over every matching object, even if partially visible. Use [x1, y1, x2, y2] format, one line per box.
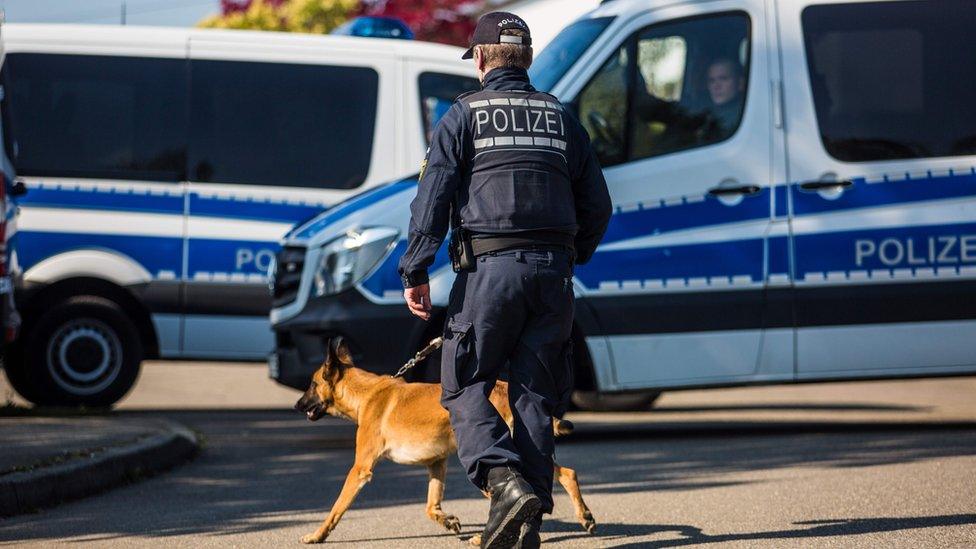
[4, 54, 186, 182]
[576, 13, 751, 167]
[418, 72, 479, 145]
[803, 0, 976, 162]
[577, 46, 630, 166]
[189, 61, 378, 189]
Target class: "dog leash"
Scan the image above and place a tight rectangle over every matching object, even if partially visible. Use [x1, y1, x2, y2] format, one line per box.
[392, 336, 444, 378]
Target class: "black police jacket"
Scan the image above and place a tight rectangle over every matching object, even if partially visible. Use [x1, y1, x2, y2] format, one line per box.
[398, 67, 612, 288]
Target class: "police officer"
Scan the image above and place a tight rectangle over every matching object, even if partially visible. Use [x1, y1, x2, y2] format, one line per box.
[398, 12, 611, 549]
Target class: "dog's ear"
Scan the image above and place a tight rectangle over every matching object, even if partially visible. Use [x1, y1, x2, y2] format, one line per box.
[332, 336, 354, 367]
[319, 338, 342, 383]
[322, 337, 335, 367]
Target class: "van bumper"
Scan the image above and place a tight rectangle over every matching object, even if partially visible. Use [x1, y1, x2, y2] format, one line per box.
[269, 289, 439, 389]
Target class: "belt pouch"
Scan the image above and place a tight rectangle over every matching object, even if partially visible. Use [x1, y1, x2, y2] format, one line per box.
[450, 227, 475, 273]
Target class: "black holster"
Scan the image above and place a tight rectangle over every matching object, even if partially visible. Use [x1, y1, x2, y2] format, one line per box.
[449, 227, 475, 273]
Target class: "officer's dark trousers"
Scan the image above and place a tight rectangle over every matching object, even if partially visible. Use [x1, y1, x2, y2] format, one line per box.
[440, 248, 574, 514]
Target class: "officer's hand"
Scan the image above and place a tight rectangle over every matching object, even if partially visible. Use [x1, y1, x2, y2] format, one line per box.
[404, 284, 432, 321]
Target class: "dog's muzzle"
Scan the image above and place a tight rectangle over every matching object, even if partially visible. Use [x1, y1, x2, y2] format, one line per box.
[295, 394, 327, 421]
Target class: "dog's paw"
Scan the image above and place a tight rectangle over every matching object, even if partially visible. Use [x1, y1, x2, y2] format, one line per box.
[443, 515, 462, 535]
[468, 533, 482, 546]
[581, 510, 597, 534]
[300, 533, 325, 544]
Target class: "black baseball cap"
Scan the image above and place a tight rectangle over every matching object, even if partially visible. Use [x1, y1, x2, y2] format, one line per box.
[461, 12, 532, 60]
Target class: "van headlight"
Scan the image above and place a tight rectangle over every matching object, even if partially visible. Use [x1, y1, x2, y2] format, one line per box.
[313, 227, 399, 297]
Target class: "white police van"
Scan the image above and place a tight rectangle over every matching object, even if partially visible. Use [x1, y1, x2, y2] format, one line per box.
[3, 24, 478, 406]
[270, 0, 976, 409]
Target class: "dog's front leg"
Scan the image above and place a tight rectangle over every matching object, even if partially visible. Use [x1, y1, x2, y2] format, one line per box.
[554, 461, 596, 534]
[300, 463, 374, 544]
[425, 459, 461, 534]
[301, 433, 380, 544]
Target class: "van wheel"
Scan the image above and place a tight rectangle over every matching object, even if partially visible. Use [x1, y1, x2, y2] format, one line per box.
[23, 296, 142, 407]
[571, 390, 661, 412]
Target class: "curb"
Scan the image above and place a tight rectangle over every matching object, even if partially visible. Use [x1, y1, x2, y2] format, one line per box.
[0, 420, 199, 516]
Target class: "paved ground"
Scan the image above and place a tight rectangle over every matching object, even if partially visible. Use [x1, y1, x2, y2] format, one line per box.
[0, 415, 161, 475]
[2, 361, 975, 547]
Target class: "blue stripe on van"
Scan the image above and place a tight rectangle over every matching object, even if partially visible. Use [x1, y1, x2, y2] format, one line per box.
[774, 185, 789, 218]
[600, 188, 771, 245]
[575, 238, 765, 290]
[19, 184, 184, 215]
[189, 194, 327, 224]
[187, 237, 280, 278]
[342, 168, 976, 296]
[767, 235, 791, 280]
[363, 235, 785, 296]
[791, 168, 976, 216]
[17, 231, 182, 276]
[19, 184, 328, 224]
[794, 221, 976, 278]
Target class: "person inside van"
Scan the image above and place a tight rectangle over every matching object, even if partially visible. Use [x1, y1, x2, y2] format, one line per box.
[702, 57, 746, 140]
[630, 55, 747, 153]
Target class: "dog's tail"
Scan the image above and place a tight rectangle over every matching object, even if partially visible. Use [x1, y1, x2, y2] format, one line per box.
[552, 418, 575, 437]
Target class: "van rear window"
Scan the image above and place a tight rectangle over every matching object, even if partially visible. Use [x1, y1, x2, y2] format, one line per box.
[189, 60, 378, 189]
[802, 0, 976, 162]
[2, 54, 380, 188]
[4, 54, 186, 182]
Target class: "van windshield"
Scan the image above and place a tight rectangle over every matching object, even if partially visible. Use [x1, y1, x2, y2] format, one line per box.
[529, 17, 615, 93]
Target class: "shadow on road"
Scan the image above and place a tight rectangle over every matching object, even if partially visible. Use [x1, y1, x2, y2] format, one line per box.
[539, 513, 976, 547]
[651, 402, 930, 412]
[565, 419, 976, 442]
[560, 420, 976, 496]
[1, 407, 975, 545]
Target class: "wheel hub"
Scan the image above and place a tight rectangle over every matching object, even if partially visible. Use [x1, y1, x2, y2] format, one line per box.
[46, 319, 123, 396]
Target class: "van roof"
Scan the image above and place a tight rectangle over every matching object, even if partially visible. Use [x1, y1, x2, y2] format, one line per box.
[1, 23, 467, 62]
[588, 0, 724, 18]
[590, 0, 817, 17]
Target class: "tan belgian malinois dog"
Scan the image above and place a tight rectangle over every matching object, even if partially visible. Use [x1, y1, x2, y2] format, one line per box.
[294, 337, 596, 545]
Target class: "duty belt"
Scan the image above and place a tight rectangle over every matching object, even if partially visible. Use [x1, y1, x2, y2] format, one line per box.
[470, 230, 575, 257]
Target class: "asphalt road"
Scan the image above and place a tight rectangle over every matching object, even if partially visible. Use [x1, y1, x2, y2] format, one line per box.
[2, 362, 976, 548]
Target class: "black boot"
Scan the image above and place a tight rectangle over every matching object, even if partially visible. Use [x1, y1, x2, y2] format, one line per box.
[517, 510, 543, 548]
[481, 466, 541, 549]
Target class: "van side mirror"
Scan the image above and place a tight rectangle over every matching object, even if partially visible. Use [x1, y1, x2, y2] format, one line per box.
[11, 179, 26, 197]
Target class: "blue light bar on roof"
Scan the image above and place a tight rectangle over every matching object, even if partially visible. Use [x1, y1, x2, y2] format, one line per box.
[331, 16, 415, 40]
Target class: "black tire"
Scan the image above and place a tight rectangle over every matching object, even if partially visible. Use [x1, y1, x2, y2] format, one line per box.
[19, 296, 142, 407]
[570, 390, 661, 412]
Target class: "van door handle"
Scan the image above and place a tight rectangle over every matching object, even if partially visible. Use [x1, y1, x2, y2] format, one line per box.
[707, 184, 761, 197]
[799, 179, 854, 192]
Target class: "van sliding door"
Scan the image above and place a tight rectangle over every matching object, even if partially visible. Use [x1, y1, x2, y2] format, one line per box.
[781, 0, 976, 378]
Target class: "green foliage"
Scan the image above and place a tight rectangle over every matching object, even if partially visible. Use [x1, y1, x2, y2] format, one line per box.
[198, 0, 359, 34]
